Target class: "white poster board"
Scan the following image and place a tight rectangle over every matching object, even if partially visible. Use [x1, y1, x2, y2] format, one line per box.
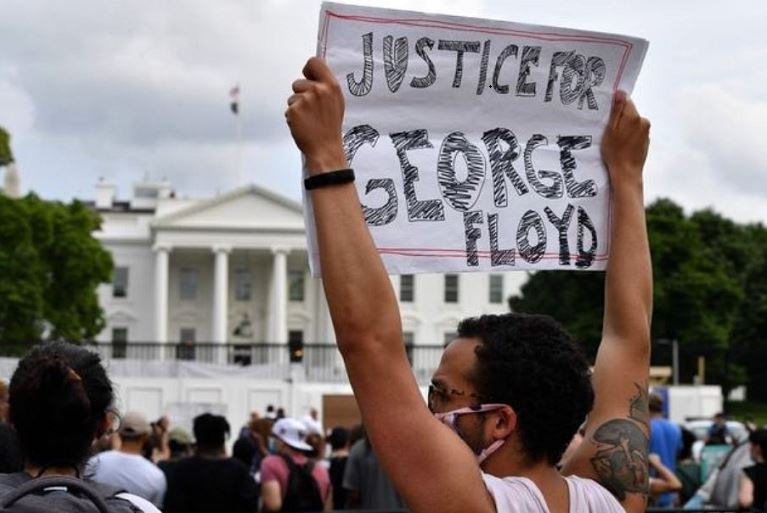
[304, 3, 648, 275]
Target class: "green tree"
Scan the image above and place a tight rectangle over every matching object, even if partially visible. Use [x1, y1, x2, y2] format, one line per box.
[508, 198, 752, 390]
[0, 194, 113, 344]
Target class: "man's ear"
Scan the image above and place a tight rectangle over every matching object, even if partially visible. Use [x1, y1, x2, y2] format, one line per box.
[494, 406, 517, 437]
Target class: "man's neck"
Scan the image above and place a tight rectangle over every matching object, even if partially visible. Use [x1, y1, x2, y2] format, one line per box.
[196, 447, 226, 459]
[119, 443, 144, 456]
[25, 465, 79, 478]
[484, 445, 568, 513]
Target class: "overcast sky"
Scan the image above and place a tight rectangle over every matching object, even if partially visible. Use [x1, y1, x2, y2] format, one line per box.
[1, 0, 765, 223]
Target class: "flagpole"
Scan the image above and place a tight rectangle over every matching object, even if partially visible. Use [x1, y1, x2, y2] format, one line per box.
[236, 107, 243, 186]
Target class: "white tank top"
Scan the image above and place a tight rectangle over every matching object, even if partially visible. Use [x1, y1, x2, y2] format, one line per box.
[482, 473, 625, 513]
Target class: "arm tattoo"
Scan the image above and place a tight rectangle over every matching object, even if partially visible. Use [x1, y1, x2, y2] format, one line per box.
[629, 383, 649, 425]
[589, 382, 650, 502]
[589, 419, 649, 501]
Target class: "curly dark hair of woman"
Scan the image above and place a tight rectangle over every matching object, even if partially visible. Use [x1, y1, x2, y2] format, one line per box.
[458, 313, 594, 466]
[8, 342, 114, 469]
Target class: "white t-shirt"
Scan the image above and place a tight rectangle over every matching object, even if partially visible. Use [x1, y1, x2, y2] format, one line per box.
[86, 451, 166, 508]
[482, 473, 625, 513]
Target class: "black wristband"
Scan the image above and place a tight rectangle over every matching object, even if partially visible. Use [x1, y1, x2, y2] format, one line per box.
[304, 169, 355, 191]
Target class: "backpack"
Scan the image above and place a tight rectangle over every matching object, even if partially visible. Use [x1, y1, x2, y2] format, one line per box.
[0, 474, 141, 513]
[278, 454, 324, 513]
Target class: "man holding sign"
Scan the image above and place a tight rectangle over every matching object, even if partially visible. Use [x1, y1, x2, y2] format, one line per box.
[286, 7, 651, 513]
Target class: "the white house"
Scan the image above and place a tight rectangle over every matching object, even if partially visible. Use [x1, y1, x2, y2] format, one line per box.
[80, 177, 528, 430]
[92, 177, 527, 351]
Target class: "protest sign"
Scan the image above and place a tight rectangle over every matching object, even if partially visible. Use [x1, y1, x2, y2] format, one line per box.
[304, 2, 648, 275]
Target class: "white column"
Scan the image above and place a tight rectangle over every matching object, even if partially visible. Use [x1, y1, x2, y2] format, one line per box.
[269, 247, 289, 343]
[153, 245, 170, 347]
[212, 245, 231, 345]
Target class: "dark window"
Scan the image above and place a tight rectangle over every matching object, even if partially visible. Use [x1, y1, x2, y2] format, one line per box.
[111, 327, 128, 359]
[444, 274, 459, 303]
[400, 275, 414, 302]
[234, 269, 252, 301]
[288, 330, 304, 363]
[113, 267, 129, 298]
[489, 274, 504, 304]
[179, 268, 198, 300]
[178, 327, 196, 360]
[289, 270, 305, 302]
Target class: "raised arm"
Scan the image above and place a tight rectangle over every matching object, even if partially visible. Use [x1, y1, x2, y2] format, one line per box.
[285, 57, 495, 513]
[561, 92, 652, 513]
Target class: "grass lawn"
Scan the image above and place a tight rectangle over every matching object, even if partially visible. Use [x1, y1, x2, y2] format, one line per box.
[727, 400, 767, 427]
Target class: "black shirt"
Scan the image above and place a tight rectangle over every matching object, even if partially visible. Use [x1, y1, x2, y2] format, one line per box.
[160, 455, 259, 513]
[0, 423, 23, 473]
[745, 463, 767, 512]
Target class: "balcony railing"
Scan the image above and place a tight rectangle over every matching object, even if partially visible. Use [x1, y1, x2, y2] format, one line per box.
[0, 342, 446, 385]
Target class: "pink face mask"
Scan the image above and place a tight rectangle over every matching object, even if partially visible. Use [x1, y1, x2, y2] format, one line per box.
[433, 403, 510, 464]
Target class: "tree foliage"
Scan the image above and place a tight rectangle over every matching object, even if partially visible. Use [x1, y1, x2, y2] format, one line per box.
[509, 198, 767, 398]
[0, 194, 113, 343]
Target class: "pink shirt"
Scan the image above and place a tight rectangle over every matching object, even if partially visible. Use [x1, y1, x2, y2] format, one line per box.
[260, 454, 332, 504]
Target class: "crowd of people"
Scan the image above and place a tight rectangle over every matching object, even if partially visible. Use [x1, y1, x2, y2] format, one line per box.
[0, 351, 406, 512]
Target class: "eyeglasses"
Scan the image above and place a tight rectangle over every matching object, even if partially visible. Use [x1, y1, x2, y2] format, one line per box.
[427, 382, 490, 412]
[434, 403, 511, 431]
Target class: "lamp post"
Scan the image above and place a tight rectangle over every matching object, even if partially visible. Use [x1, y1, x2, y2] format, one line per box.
[657, 338, 680, 385]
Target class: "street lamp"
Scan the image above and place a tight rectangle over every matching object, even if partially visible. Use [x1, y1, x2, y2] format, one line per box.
[656, 338, 679, 386]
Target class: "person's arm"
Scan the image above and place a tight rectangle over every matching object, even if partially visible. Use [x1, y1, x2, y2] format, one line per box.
[739, 471, 754, 509]
[561, 91, 652, 513]
[261, 480, 282, 513]
[286, 57, 495, 513]
[648, 454, 682, 495]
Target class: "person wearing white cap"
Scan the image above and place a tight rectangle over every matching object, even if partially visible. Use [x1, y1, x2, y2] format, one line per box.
[85, 411, 167, 508]
[260, 418, 332, 512]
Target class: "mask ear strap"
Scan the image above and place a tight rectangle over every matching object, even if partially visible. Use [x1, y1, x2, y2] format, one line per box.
[477, 439, 505, 465]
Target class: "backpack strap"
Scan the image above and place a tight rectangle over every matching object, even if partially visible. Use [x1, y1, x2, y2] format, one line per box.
[0, 475, 111, 513]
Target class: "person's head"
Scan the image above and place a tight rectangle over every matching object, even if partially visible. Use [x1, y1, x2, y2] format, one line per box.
[167, 428, 193, 459]
[430, 313, 594, 467]
[193, 413, 230, 453]
[679, 427, 697, 461]
[648, 393, 664, 416]
[713, 412, 726, 425]
[271, 417, 312, 455]
[276, 407, 286, 419]
[749, 429, 767, 463]
[0, 379, 9, 423]
[9, 342, 115, 469]
[118, 411, 151, 448]
[328, 426, 349, 452]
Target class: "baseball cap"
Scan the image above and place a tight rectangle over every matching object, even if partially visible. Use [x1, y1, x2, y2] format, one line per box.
[271, 417, 312, 451]
[119, 411, 151, 437]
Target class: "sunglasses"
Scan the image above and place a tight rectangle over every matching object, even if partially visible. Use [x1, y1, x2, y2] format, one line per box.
[427, 382, 490, 412]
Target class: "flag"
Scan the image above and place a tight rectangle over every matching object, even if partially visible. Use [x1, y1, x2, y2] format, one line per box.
[0, 127, 13, 166]
[229, 84, 240, 115]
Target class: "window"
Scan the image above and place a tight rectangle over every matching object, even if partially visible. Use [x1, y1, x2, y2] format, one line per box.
[489, 274, 504, 304]
[112, 267, 129, 298]
[400, 275, 414, 302]
[443, 331, 457, 347]
[403, 331, 415, 365]
[288, 270, 305, 302]
[179, 268, 198, 300]
[234, 269, 252, 301]
[288, 330, 304, 363]
[178, 328, 196, 361]
[111, 327, 128, 359]
[444, 274, 459, 303]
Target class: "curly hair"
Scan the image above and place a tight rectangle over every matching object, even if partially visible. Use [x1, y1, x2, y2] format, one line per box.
[458, 313, 594, 465]
[9, 342, 114, 468]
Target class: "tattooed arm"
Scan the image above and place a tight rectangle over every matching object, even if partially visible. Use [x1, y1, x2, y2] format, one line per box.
[561, 92, 652, 513]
